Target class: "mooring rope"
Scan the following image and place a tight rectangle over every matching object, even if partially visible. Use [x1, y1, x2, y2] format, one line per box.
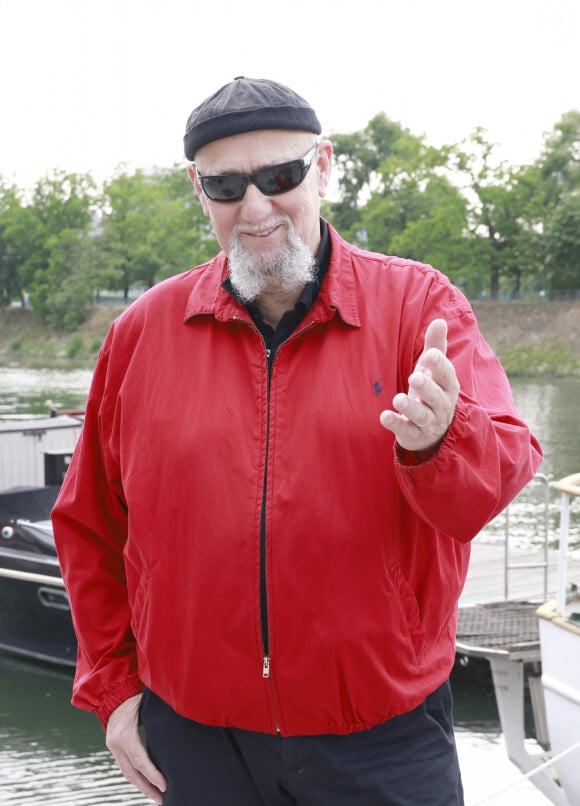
[471, 736, 580, 804]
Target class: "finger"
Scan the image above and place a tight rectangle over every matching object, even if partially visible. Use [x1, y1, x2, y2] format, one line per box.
[393, 389, 434, 429]
[423, 319, 448, 356]
[407, 367, 433, 402]
[418, 351, 460, 405]
[409, 320, 446, 401]
[431, 354, 459, 398]
[380, 409, 412, 435]
[380, 408, 438, 453]
[106, 694, 167, 804]
[112, 744, 167, 804]
[408, 364, 456, 422]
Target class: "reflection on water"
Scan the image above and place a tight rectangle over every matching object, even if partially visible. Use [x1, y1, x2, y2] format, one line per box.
[0, 655, 149, 804]
[477, 471, 580, 550]
[0, 653, 549, 805]
[0, 367, 93, 420]
[510, 377, 580, 479]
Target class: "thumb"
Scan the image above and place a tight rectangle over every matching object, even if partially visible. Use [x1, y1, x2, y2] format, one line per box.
[423, 319, 448, 356]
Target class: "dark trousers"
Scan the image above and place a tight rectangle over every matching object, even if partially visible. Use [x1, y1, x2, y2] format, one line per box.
[140, 681, 464, 805]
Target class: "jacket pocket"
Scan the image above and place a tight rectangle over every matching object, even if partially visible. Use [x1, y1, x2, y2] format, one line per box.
[386, 562, 426, 668]
[130, 562, 153, 648]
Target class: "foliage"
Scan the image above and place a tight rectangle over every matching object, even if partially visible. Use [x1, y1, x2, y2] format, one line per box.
[0, 170, 97, 328]
[66, 334, 84, 358]
[544, 192, 580, 291]
[497, 342, 578, 377]
[95, 166, 218, 299]
[31, 228, 94, 330]
[0, 180, 27, 306]
[326, 112, 580, 300]
[538, 111, 580, 201]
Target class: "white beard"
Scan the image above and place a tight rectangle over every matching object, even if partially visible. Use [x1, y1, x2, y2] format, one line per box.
[227, 216, 316, 302]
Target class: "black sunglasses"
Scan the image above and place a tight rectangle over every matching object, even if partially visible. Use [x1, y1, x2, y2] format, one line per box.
[196, 142, 319, 202]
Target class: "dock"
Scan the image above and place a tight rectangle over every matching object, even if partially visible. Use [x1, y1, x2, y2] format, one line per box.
[460, 539, 580, 608]
[458, 532, 580, 659]
[455, 525, 580, 806]
[457, 600, 541, 658]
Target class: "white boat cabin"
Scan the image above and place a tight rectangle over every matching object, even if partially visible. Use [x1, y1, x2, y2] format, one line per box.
[0, 416, 83, 490]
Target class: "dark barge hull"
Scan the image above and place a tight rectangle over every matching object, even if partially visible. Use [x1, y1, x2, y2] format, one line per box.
[0, 486, 77, 667]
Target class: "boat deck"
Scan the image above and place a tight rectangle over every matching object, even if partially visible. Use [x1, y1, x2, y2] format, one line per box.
[456, 601, 541, 659]
[456, 537, 580, 659]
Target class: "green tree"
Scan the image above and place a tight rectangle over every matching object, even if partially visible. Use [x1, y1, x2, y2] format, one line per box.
[538, 110, 580, 203]
[323, 114, 413, 242]
[326, 114, 477, 290]
[450, 129, 542, 299]
[3, 170, 98, 327]
[534, 111, 580, 296]
[31, 228, 94, 330]
[19, 170, 96, 291]
[0, 187, 46, 305]
[0, 179, 28, 306]
[98, 166, 217, 299]
[499, 163, 547, 298]
[544, 192, 580, 293]
[387, 175, 479, 293]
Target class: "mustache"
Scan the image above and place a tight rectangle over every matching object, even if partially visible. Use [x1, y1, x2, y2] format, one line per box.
[232, 215, 290, 237]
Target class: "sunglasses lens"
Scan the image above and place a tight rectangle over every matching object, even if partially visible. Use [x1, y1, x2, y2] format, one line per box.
[256, 161, 305, 195]
[200, 175, 248, 201]
[198, 144, 317, 202]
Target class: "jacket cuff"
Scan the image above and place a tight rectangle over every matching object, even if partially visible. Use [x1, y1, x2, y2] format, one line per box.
[394, 405, 463, 467]
[94, 677, 145, 731]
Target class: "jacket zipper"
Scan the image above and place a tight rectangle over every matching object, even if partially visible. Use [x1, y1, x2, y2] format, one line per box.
[260, 342, 281, 733]
[235, 317, 321, 731]
[258, 320, 320, 684]
[260, 345, 274, 680]
[231, 315, 277, 690]
[232, 317, 276, 693]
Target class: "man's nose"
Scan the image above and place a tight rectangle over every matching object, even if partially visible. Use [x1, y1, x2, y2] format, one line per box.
[239, 182, 275, 221]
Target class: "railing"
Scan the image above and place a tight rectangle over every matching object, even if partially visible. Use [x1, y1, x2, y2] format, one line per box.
[503, 473, 551, 601]
[500, 471, 580, 606]
[551, 472, 580, 615]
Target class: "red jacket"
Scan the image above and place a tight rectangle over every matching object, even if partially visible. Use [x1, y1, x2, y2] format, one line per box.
[52, 224, 542, 734]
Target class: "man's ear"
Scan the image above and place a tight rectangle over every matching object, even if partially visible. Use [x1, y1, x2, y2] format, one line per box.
[187, 164, 210, 216]
[316, 139, 334, 199]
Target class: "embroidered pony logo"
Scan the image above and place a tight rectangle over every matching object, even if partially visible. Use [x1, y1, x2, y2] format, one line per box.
[372, 378, 384, 397]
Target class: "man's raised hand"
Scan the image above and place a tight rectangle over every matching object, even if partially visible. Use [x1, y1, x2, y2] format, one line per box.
[380, 319, 459, 453]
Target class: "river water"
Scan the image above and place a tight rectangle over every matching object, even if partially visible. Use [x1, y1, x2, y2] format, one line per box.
[1, 368, 579, 805]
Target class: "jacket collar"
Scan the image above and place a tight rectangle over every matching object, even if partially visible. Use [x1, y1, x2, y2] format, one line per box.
[183, 221, 361, 328]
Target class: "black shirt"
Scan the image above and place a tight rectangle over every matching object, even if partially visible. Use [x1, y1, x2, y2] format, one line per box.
[222, 219, 331, 356]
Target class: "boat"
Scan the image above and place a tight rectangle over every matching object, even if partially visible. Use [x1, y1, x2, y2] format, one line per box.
[0, 413, 84, 490]
[0, 485, 77, 666]
[456, 472, 580, 805]
[536, 473, 580, 805]
[0, 414, 83, 666]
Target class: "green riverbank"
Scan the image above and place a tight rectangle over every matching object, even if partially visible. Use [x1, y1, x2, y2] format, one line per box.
[1, 300, 579, 376]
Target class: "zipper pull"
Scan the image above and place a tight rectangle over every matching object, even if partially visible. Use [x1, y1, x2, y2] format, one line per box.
[262, 656, 270, 678]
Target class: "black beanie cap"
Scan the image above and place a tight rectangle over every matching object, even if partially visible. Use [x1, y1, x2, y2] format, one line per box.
[183, 76, 321, 160]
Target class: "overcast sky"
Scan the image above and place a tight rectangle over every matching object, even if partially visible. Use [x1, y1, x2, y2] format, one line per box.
[1, 0, 578, 192]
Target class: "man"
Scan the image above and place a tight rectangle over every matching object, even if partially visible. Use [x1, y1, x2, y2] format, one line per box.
[52, 77, 542, 805]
